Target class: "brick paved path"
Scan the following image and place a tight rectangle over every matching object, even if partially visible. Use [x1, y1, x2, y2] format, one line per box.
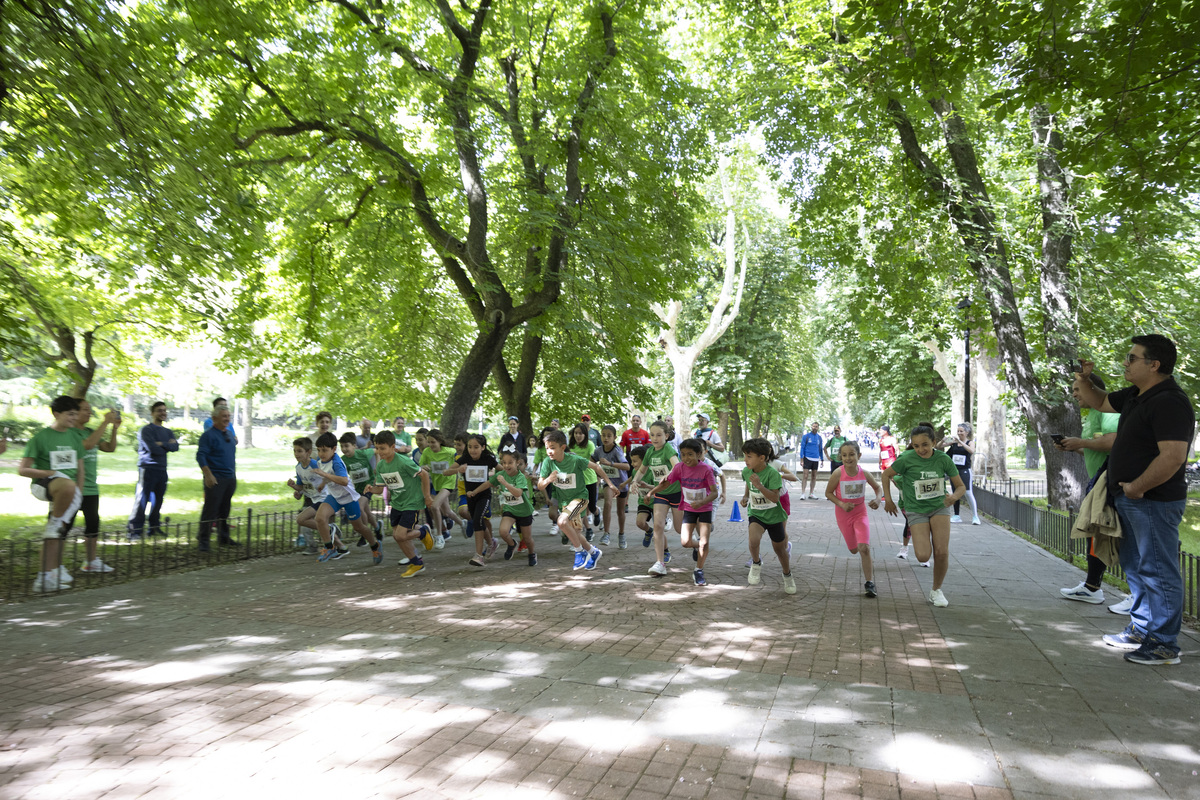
[2, 480, 1198, 799]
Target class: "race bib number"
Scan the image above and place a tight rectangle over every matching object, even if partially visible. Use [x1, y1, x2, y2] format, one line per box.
[952, 454, 967, 466]
[602, 464, 619, 478]
[840, 480, 865, 500]
[683, 486, 708, 505]
[554, 472, 577, 490]
[381, 471, 404, 489]
[465, 465, 488, 483]
[350, 467, 370, 484]
[430, 461, 449, 473]
[499, 490, 520, 507]
[650, 464, 671, 482]
[50, 449, 78, 470]
[915, 477, 945, 500]
[749, 488, 777, 511]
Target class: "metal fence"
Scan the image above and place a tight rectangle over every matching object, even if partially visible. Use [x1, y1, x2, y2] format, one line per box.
[0, 505, 361, 602]
[974, 476, 1047, 498]
[975, 486, 1198, 620]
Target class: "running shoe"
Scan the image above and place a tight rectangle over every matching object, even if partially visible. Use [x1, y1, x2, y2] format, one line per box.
[332, 548, 350, 560]
[371, 546, 383, 565]
[573, 551, 587, 570]
[1060, 582, 1105, 604]
[469, 557, 485, 567]
[663, 550, 672, 563]
[56, 566, 74, 585]
[600, 533, 611, 546]
[401, 563, 425, 578]
[693, 569, 706, 586]
[618, 534, 627, 549]
[504, 543, 516, 560]
[584, 548, 603, 570]
[648, 561, 667, 577]
[896, 549, 908, 560]
[484, 539, 498, 558]
[464, 520, 475, 539]
[1109, 596, 1134, 615]
[864, 580, 877, 598]
[1124, 644, 1181, 666]
[748, 562, 762, 585]
[1102, 626, 1145, 651]
[692, 547, 699, 563]
[517, 540, 528, 553]
[528, 553, 538, 566]
[81, 558, 115, 573]
[420, 525, 435, 551]
[972, 516, 982, 525]
[356, 536, 369, 548]
[783, 574, 797, 594]
[950, 515, 962, 523]
[32, 573, 63, 594]
[642, 531, 653, 548]
[434, 534, 446, 551]
[929, 589, 949, 607]
[317, 546, 337, 562]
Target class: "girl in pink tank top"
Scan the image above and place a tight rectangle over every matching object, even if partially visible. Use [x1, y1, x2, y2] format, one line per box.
[825, 441, 883, 597]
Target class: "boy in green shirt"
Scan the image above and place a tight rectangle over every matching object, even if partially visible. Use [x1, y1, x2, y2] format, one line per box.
[739, 438, 797, 594]
[369, 430, 434, 578]
[18, 396, 87, 593]
[340, 432, 382, 546]
[537, 429, 615, 571]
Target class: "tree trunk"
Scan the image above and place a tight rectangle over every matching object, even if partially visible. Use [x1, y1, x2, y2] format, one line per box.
[183, 400, 191, 423]
[1025, 430, 1040, 469]
[974, 347, 1008, 479]
[241, 364, 254, 449]
[887, 96, 1084, 508]
[726, 391, 744, 457]
[493, 329, 543, 444]
[718, 410, 730, 451]
[924, 338, 965, 426]
[439, 321, 512, 435]
[752, 412, 763, 438]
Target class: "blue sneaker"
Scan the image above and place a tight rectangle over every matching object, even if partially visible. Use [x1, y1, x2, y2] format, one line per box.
[1102, 626, 1145, 651]
[642, 531, 652, 547]
[573, 551, 587, 570]
[1124, 643, 1181, 666]
[317, 547, 337, 563]
[584, 548, 603, 570]
[663, 550, 672, 564]
[464, 519, 474, 539]
[371, 546, 383, 565]
[444, 519, 455, 534]
[693, 569, 705, 586]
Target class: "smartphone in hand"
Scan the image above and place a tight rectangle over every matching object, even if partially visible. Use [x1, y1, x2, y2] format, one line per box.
[1050, 434, 1065, 444]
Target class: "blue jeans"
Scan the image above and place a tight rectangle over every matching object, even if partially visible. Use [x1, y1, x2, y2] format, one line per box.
[1115, 494, 1185, 652]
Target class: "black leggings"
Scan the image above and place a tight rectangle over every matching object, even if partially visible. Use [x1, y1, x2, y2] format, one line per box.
[66, 494, 101, 537]
[587, 482, 598, 518]
[467, 491, 491, 530]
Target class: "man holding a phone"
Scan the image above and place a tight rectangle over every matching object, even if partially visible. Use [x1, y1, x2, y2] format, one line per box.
[1073, 335, 1194, 666]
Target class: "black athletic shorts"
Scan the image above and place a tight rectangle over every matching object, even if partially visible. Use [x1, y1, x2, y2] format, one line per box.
[749, 515, 787, 542]
[682, 509, 713, 525]
[389, 508, 420, 530]
[501, 511, 534, 529]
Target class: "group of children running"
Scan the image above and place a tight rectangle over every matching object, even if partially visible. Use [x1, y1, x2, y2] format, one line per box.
[282, 417, 969, 607]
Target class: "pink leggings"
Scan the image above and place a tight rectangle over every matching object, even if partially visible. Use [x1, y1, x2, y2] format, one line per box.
[835, 504, 869, 550]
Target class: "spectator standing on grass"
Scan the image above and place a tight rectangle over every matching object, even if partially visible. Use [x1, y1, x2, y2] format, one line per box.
[202, 398, 227, 432]
[1074, 334, 1194, 666]
[1056, 374, 1121, 608]
[196, 405, 239, 553]
[129, 401, 178, 541]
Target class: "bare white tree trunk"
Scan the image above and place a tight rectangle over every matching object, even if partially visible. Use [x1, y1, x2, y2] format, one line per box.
[240, 364, 254, 449]
[923, 337, 966, 425]
[974, 348, 1008, 479]
[655, 175, 749, 428]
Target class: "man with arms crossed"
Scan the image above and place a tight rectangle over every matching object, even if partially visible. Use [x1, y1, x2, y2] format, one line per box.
[1075, 334, 1194, 666]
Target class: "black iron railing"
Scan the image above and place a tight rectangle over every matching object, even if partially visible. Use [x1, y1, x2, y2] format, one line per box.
[975, 486, 1198, 620]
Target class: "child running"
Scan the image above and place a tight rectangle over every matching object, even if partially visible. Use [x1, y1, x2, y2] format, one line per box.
[369, 430, 434, 577]
[648, 438, 719, 585]
[627, 420, 680, 576]
[882, 424, 966, 607]
[537, 429, 614, 570]
[418, 429, 461, 545]
[340, 432, 382, 547]
[626, 446, 655, 553]
[825, 441, 883, 597]
[568, 424, 600, 543]
[289, 437, 335, 552]
[533, 427, 559, 538]
[595, 425, 630, 548]
[740, 437, 797, 594]
[486, 449, 537, 566]
[455, 435, 514, 566]
[311, 432, 383, 564]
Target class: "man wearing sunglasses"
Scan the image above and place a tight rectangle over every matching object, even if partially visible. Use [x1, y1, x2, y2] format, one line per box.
[1074, 335, 1194, 666]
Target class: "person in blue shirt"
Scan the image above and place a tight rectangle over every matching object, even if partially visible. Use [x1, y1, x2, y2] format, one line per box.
[196, 405, 238, 552]
[800, 422, 824, 500]
[128, 401, 179, 539]
[202, 397, 227, 432]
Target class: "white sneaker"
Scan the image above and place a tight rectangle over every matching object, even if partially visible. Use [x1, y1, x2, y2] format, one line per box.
[929, 589, 949, 607]
[1060, 582, 1105, 604]
[531, 509, 539, 517]
[81, 558, 115, 573]
[648, 561, 667, 577]
[748, 563, 762, 585]
[971, 516, 982, 525]
[950, 515, 962, 523]
[918, 560, 931, 568]
[783, 574, 797, 594]
[550, 524, 559, 538]
[433, 534, 445, 551]
[32, 572, 64, 594]
[56, 566, 74, 584]
[896, 549, 908, 560]
[1108, 595, 1134, 615]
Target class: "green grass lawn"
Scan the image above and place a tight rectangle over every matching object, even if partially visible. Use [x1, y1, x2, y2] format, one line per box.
[0, 445, 297, 541]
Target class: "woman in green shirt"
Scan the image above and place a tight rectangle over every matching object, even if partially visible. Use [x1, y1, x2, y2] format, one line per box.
[883, 424, 966, 609]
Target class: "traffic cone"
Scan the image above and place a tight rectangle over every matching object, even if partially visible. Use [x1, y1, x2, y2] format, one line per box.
[729, 501, 742, 522]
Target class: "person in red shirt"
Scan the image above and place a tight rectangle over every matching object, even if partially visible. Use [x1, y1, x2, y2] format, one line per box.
[620, 414, 651, 459]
